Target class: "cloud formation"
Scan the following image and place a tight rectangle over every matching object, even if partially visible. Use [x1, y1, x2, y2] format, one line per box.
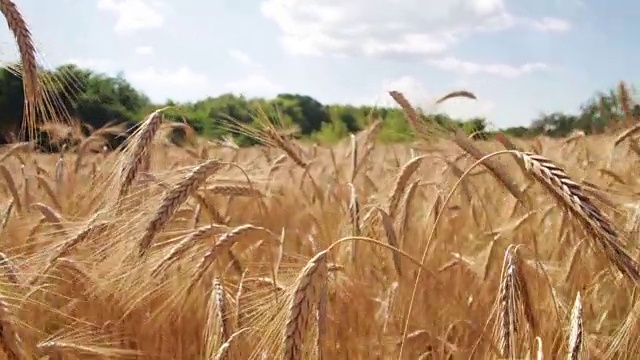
[225, 74, 282, 95]
[134, 45, 154, 55]
[261, 0, 570, 59]
[97, 0, 166, 34]
[127, 66, 210, 101]
[428, 57, 549, 78]
[228, 49, 263, 68]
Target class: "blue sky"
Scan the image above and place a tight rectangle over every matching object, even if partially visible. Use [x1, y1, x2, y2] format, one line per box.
[3, 0, 639, 128]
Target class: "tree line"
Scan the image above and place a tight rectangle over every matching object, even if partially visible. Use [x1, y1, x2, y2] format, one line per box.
[0, 64, 637, 147]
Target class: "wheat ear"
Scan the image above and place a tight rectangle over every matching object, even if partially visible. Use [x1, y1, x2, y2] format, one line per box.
[494, 245, 535, 358]
[265, 128, 308, 169]
[205, 276, 231, 359]
[0, 166, 21, 212]
[567, 292, 583, 360]
[0, 142, 31, 163]
[376, 207, 402, 277]
[138, 159, 223, 256]
[283, 250, 328, 360]
[151, 223, 228, 276]
[0, 200, 14, 232]
[30, 220, 108, 285]
[0, 0, 39, 132]
[30, 202, 64, 231]
[118, 110, 164, 199]
[190, 224, 274, 287]
[518, 151, 640, 283]
[388, 155, 425, 218]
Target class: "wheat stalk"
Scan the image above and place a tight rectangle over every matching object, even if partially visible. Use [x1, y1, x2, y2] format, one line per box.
[347, 182, 360, 263]
[213, 328, 252, 360]
[207, 184, 264, 198]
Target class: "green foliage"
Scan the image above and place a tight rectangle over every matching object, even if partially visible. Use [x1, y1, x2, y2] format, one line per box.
[503, 126, 532, 138]
[49, 65, 152, 127]
[0, 68, 25, 137]
[0, 63, 635, 145]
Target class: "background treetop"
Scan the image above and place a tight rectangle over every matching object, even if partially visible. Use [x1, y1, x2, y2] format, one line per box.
[0, 63, 637, 146]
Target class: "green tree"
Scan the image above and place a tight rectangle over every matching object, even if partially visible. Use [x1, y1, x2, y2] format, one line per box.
[3, 61, 636, 147]
[0, 67, 26, 142]
[273, 94, 331, 134]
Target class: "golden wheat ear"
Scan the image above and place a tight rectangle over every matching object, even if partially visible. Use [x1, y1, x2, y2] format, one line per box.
[139, 159, 224, 256]
[283, 250, 328, 360]
[567, 292, 583, 360]
[117, 109, 165, 199]
[0, 0, 85, 145]
[493, 245, 535, 359]
[517, 151, 640, 284]
[0, 0, 38, 128]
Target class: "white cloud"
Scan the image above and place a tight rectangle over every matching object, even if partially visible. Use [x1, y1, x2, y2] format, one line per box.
[127, 66, 210, 102]
[228, 49, 263, 68]
[527, 17, 571, 32]
[134, 45, 154, 55]
[129, 66, 208, 88]
[428, 57, 549, 78]
[554, 0, 585, 12]
[66, 57, 116, 73]
[470, 0, 504, 15]
[225, 74, 282, 96]
[261, 0, 570, 58]
[370, 76, 495, 119]
[97, 0, 166, 34]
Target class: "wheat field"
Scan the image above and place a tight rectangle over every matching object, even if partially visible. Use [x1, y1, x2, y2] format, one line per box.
[0, 116, 640, 359]
[2, 0, 640, 358]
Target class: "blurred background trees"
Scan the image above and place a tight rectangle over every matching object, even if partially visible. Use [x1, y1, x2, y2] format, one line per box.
[0, 63, 637, 146]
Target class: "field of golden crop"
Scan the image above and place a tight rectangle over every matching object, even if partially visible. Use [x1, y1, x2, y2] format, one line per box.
[1, 1, 640, 358]
[0, 115, 640, 360]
